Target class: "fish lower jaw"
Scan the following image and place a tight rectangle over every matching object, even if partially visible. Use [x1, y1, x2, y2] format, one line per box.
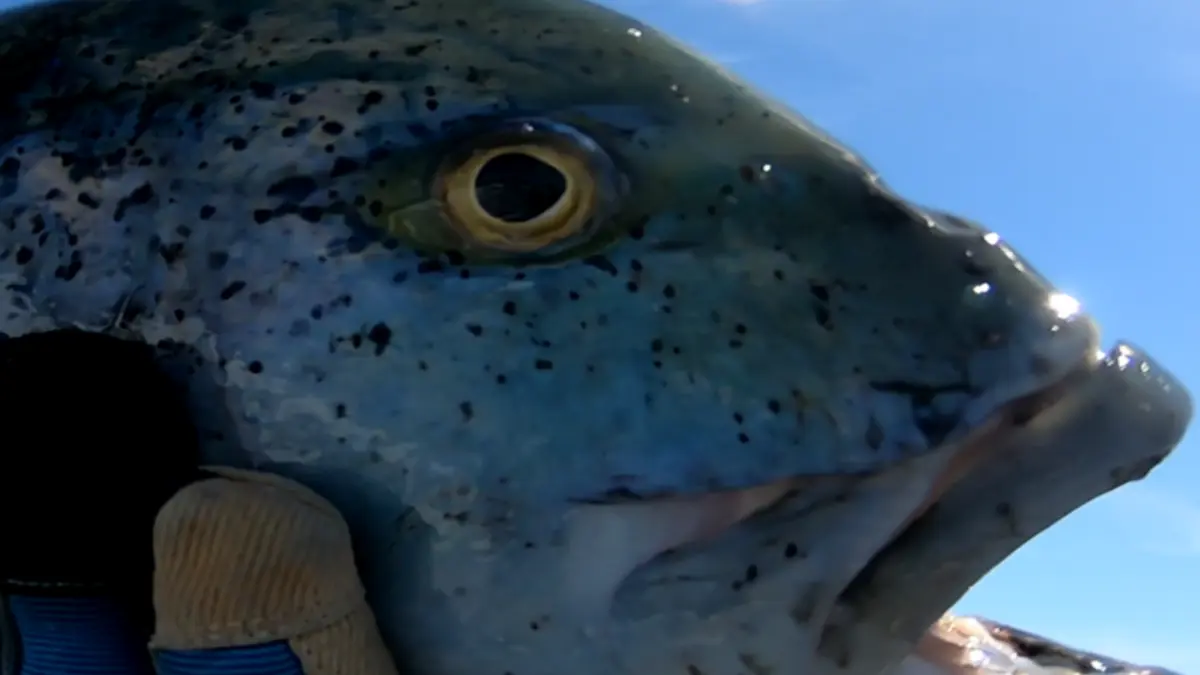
[556, 356, 1090, 632]
[549, 340, 1186, 675]
[559, 450, 952, 627]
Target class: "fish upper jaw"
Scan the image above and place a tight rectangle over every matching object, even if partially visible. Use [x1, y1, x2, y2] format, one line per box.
[959, 298, 1102, 441]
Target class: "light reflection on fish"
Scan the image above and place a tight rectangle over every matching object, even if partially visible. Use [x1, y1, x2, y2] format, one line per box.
[0, 1, 1191, 674]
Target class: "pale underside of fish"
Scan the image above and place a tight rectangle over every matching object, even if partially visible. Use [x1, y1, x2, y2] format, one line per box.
[0, 0, 1192, 674]
[900, 614, 1186, 675]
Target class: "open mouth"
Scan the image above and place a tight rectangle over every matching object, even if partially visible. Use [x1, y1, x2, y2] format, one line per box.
[543, 341, 1189, 675]
[560, 353, 1102, 625]
[889, 353, 1100, 540]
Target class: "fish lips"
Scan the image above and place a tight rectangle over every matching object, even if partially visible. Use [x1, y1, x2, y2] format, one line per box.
[604, 341, 1190, 675]
[815, 340, 1192, 674]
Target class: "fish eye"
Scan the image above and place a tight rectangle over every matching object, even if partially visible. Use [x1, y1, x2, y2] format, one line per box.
[431, 121, 621, 254]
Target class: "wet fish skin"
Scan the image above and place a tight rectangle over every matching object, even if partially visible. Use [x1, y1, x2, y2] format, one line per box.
[0, 0, 1094, 501]
[0, 1, 1183, 675]
[901, 613, 1192, 675]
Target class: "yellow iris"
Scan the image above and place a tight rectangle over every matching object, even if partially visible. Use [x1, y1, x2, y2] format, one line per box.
[438, 143, 598, 253]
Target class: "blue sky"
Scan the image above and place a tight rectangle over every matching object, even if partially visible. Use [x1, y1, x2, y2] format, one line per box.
[597, 0, 1198, 671]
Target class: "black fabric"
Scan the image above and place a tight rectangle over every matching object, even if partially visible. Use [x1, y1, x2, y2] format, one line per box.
[0, 329, 207, 595]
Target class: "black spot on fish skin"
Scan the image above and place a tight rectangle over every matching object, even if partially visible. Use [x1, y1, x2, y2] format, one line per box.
[994, 501, 1019, 536]
[63, 154, 104, 184]
[357, 90, 384, 114]
[330, 157, 360, 178]
[366, 322, 393, 356]
[743, 564, 759, 583]
[219, 281, 247, 300]
[158, 242, 185, 265]
[813, 305, 832, 330]
[54, 251, 83, 280]
[299, 205, 324, 223]
[113, 182, 155, 222]
[266, 175, 318, 201]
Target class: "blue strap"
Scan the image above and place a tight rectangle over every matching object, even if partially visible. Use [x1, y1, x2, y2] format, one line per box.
[7, 595, 154, 675]
[155, 642, 305, 675]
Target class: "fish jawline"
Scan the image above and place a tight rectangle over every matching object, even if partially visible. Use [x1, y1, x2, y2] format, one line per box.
[559, 357, 1098, 625]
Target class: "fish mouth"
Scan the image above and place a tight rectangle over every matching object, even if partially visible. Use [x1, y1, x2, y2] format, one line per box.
[567, 351, 1100, 619]
[814, 341, 1188, 671]
[892, 349, 1100, 537]
[584, 340, 1189, 674]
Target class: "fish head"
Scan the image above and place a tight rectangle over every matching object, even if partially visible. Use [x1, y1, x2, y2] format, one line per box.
[0, 1, 1187, 675]
[131, 0, 1100, 495]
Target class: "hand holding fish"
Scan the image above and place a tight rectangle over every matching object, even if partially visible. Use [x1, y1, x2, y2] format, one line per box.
[0, 330, 398, 675]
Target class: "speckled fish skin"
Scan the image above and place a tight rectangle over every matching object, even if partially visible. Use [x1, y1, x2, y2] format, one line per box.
[0, 0, 1165, 674]
[0, 0, 1098, 498]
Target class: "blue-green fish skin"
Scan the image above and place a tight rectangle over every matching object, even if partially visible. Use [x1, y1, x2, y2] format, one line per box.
[0, 0, 1095, 499]
[0, 0, 1182, 674]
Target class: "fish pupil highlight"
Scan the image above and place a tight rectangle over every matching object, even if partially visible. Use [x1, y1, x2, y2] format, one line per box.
[473, 152, 568, 223]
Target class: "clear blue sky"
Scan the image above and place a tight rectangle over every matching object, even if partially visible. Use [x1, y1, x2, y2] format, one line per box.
[599, 0, 1198, 670]
[1, 0, 1193, 670]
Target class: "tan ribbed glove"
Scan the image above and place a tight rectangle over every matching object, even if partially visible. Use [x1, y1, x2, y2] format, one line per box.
[150, 467, 399, 675]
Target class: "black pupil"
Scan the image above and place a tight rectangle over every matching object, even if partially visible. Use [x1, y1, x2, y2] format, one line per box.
[473, 152, 568, 223]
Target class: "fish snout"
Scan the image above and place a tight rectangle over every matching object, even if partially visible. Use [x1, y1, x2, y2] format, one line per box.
[960, 290, 1101, 440]
[597, 339, 1189, 675]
